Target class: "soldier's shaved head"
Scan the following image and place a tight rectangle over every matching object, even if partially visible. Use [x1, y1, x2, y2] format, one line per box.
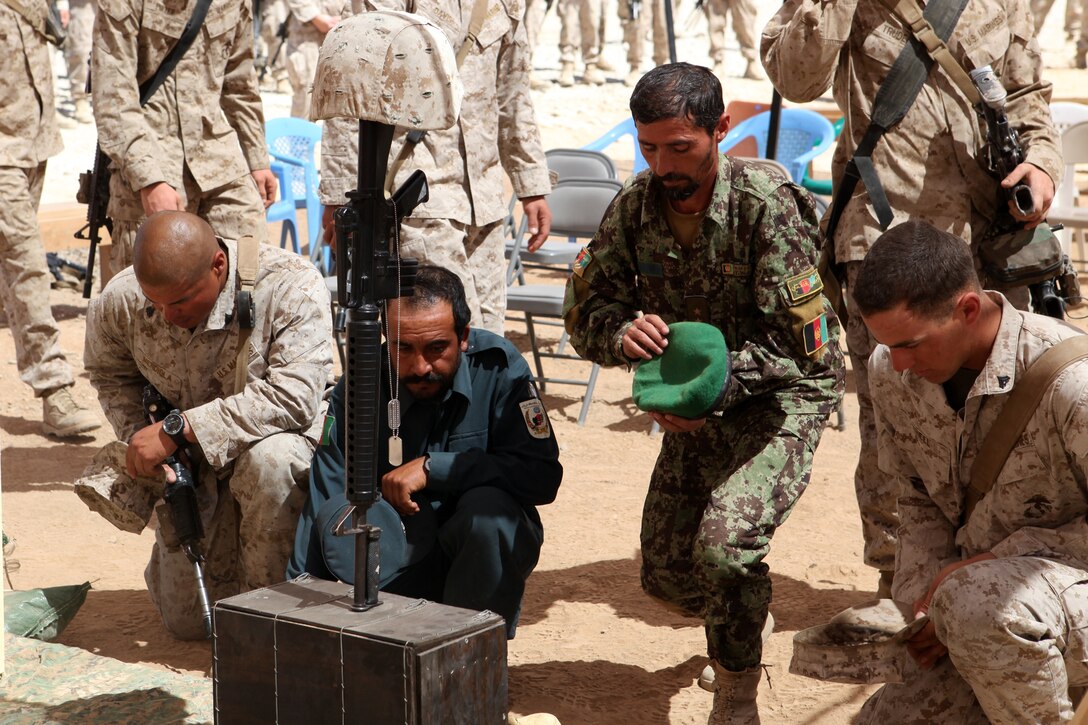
[133, 211, 220, 288]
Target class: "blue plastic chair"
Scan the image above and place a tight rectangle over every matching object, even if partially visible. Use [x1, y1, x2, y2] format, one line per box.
[719, 109, 835, 185]
[265, 160, 299, 253]
[582, 117, 648, 176]
[802, 116, 844, 197]
[265, 117, 325, 268]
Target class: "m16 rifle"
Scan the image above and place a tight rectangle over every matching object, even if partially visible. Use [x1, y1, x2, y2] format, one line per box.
[329, 120, 427, 612]
[259, 19, 289, 82]
[142, 386, 214, 638]
[969, 65, 1077, 319]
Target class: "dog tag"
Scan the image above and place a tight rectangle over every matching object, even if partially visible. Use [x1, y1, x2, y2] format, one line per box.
[388, 435, 403, 467]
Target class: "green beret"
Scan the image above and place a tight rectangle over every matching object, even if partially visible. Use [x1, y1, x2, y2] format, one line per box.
[632, 321, 730, 418]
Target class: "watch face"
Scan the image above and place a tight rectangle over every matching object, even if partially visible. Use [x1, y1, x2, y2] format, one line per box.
[164, 412, 184, 436]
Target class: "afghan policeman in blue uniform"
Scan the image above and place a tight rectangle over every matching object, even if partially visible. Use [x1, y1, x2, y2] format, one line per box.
[288, 265, 562, 638]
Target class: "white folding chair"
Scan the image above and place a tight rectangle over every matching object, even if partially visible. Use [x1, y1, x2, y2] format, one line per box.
[1048, 120, 1088, 270]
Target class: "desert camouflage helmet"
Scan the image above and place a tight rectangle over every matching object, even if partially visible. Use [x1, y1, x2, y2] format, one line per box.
[790, 598, 927, 685]
[309, 10, 463, 130]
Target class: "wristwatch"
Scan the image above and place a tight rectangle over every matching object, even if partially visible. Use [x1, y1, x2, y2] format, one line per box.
[162, 409, 188, 449]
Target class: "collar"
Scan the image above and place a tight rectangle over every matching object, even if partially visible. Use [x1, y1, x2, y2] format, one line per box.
[203, 238, 238, 332]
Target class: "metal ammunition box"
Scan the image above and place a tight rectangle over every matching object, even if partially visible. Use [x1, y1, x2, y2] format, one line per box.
[212, 577, 508, 724]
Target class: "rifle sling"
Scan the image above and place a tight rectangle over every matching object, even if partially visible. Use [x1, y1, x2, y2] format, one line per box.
[233, 235, 260, 395]
[138, 0, 214, 105]
[964, 335, 1088, 524]
[384, 0, 490, 194]
[824, 0, 969, 243]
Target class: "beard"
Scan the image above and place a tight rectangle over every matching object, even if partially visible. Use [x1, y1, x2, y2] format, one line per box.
[653, 173, 700, 200]
[400, 354, 461, 401]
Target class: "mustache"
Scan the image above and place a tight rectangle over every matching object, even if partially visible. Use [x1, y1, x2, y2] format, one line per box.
[402, 372, 444, 385]
[657, 172, 696, 184]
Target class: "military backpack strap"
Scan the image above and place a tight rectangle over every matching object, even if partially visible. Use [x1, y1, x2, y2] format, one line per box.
[964, 334, 1088, 523]
[824, 0, 969, 243]
[383, 0, 488, 194]
[233, 235, 260, 394]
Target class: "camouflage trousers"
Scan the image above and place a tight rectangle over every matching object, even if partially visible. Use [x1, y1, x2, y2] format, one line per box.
[398, 217, 506, 335]
[558, 0, 602, 65]
[107, 167, 267, 277]
[286, 35, 322, 119]
[145, 432, 312, 640]
[0, 164, 75, 395]
[704, 0, 757, 62]
[861, 556, 1088, 723]
[617, 0, 668, 68]
[640, 410, 826, 669]
[62, 0, 95, 103]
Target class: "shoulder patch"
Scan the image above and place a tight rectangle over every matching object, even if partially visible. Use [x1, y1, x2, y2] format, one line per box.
[803, 313, 830, 356]
[784, 268, 824, 304]
[519, 398, 551, 439]
[573, 247, 593, 277]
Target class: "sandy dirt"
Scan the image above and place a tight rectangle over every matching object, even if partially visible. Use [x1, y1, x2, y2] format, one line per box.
[3, 2, 1087, 723]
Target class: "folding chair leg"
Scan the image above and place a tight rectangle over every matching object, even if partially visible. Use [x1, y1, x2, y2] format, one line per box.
[576, 363, 600, 426]
[524, 313, 546, 392]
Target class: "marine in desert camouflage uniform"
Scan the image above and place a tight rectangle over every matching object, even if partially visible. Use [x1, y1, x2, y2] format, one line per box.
[563, 64, 843, 724]
[762, 0, 1063, 593]
[319, 0, 552, 335]
[0, 0, 101, 437]
[91, 0, 276, 275]
[284, 0, 348, 117]
[853, 220, 1088, 723]
[84, 211, 332, 640]
[58, 0, 96, 123]
[703, 0, 762, 80]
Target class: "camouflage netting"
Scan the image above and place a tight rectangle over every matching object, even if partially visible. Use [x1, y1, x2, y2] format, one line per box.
[0, 634, 211, 724]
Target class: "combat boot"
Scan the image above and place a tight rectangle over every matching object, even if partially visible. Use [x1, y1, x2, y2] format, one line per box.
[74, 98, 94, 125]
[1076, 39, 1087, 69]
[699, 612, 774, 692]
[530, 73, 551, 91]
[743, 60, 765, 81]
[708, 663, 762, 725]
[559, 61, 576, 87]
[57, 112, 77, 130]
[583, 63, 606, 85]
[625, 66, 642, 86]
[42, 386, 101, 438]
[594, 55, 615, 72]
[508, 714, 561, 725]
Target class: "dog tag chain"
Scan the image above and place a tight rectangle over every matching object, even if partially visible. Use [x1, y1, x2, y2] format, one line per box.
[386, 197, 403, 467]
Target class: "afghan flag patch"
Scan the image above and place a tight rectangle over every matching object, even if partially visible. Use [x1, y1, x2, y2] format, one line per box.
[803, 313, 829, 355]
[785, 268, 823, 303]
[573, 247, 592, 277]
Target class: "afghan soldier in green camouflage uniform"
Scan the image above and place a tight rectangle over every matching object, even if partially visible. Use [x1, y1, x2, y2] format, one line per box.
[563, 64, 844, 724]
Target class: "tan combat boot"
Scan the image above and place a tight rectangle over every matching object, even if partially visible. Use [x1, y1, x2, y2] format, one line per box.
[594, 55, 615, 72]
[558, 61, 576, 87]
[743, 59, 765, 81]
[583, 63, 606, 85]
[699, 613, 774, 692]
[42, 386, 101, 438]
[74, 98, 94, 124]
[625, 66, 641, 86]
[708, 663, 762, 725]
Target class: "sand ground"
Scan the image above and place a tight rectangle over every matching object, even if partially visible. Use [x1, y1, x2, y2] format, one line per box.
[4, 2, 1088, 723]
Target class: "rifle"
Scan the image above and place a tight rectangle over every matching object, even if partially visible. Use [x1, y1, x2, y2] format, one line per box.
[330, 120, 426, 612]
[628, 0, 640, 21]
[969, 65, 1077, 319]
[45, 251, 88, 289]
[259, 19, 289, 82]
[142, 385, 214, 638]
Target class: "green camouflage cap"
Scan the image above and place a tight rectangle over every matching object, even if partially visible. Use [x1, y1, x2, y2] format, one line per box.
[790, 598, 928, 684]
[309, 10, 463, 130]
[632, 321, 730, 418]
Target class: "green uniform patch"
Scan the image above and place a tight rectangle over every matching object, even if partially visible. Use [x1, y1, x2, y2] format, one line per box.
[803, 313, 829, 355]
[785, 268, 823, 303]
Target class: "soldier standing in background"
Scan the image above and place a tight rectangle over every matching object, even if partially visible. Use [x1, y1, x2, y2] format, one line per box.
[91, 0, 276, 275]
[557, 0, 605, 86]
[0, 0, 101, 438]
[703, 0, 762, 80]
[320, 0, 553, 335]
[57, 0, 95, 124]
[257, 0, 293, 94]
[284, 0, 348, 118]
[618, 0, 667, 85]
[563, 64, 844, 723]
